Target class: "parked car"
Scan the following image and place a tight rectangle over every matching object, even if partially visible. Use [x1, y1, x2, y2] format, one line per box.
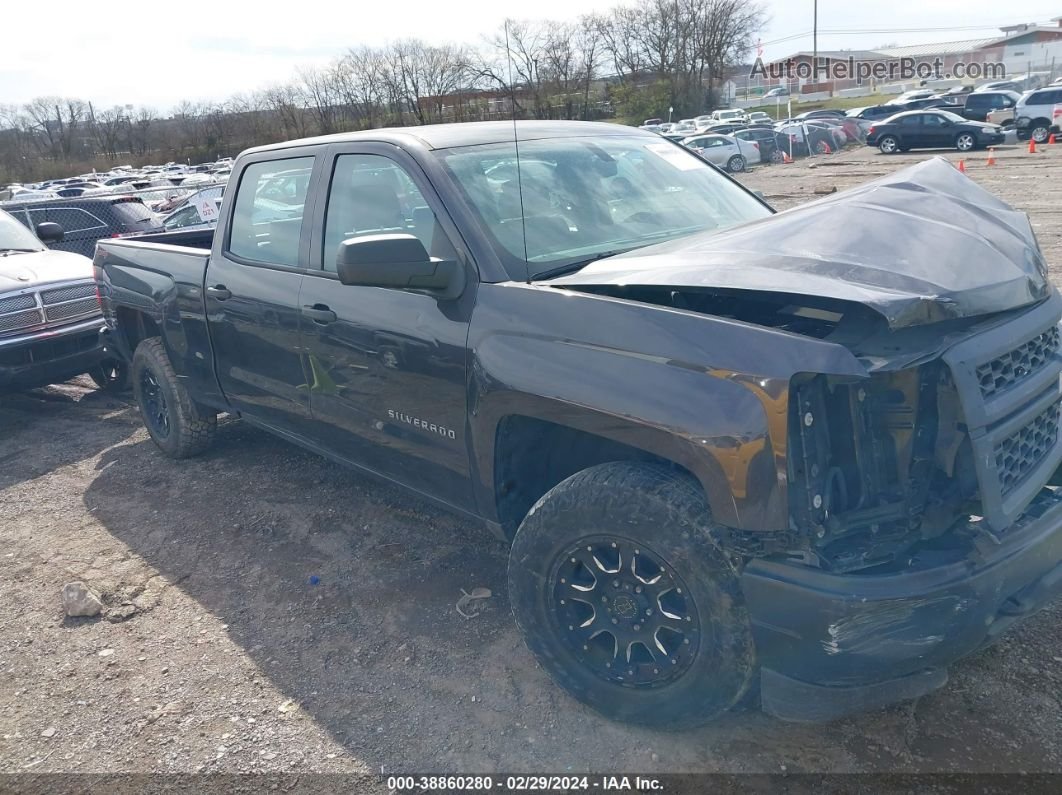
[986, 106, 1017, 128]
[866, 110, 1005, 153]
[887, 89, 936, 105]
[681, 133, 760, 171]
[1, 196, 164, 257]
[732, 126, 787, 163]
[793, 109, 846, 120]
[960, 90, 1021, 123]
[697, 122, 747, 136]
[1014, 86, 1062, 142]
[160, 197, 223, 232]
[0, 209, 126, 392]
[891, 96, 960, 112]
[710, 108, 748, 124]
[670, 119, 697, 136]
[975, 80, 1024, 94]
[775, 120, 838, 155]
[94, 121, 1062, 729]
[746, 111, 773, 125]
[804, 119, 849, 149]
[847, 105, 901, 122]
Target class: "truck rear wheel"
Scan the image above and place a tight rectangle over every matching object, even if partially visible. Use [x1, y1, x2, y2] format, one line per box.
[131, 338, 216, 458]
[508, 462, 755, 729]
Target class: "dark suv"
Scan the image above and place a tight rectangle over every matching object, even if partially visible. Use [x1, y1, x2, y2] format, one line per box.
[1, 196, 162, 257]
[961, 90, 1021, 122]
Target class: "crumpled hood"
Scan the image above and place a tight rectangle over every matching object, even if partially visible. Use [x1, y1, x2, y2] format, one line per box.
[552, 157, 1049, 329]
[0, 249, 94, 292]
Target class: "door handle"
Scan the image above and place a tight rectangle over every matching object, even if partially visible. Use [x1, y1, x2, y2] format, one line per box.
[206, 284, 232, 300]
[302, 304, 337, 324]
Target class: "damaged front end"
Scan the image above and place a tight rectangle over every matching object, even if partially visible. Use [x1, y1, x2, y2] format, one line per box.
[553, 158, 1062, 718]
[789, 291, 1062, 574]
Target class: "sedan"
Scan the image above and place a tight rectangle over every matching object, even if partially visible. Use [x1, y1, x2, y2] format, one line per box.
[681, 133, 760, 172]
[866, 110, 1005, 154]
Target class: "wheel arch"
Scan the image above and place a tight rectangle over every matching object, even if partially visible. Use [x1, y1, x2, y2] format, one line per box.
[488, 414, 715, 540]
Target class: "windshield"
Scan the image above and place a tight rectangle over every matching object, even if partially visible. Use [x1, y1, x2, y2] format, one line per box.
[438, 135, 771, 279]
[0, 210, 43, 252]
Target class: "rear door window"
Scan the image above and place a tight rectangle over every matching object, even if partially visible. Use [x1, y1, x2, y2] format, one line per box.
[44, 207, 107, 234]
[227, 157, 314, 266]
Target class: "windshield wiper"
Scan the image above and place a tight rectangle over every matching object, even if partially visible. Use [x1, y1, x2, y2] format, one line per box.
[0, 248, 39, 255]
[531, 249, 632, 281]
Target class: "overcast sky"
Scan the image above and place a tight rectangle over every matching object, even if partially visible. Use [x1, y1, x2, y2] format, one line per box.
[1, 1, 1057, 110]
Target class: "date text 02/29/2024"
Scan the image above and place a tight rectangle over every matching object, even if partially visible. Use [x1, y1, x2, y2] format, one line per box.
[386, 775, 665, 792]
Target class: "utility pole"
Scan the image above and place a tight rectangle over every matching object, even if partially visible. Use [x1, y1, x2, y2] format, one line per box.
[813, 0, 818, 82]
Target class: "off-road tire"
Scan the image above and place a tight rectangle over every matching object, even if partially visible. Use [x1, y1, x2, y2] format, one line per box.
[508, 462, 756, 729]
[131, 337, 216, 458]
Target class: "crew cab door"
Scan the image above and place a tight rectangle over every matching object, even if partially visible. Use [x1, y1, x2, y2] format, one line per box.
[205, 152, 321, 433]
[298, 144, 476, 510]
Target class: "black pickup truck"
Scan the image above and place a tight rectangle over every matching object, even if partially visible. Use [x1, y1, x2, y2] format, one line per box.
[94, 121, 1062, 727]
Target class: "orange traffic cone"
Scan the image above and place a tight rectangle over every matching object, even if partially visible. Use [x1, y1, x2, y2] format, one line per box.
[1049, 133, 1057, 145]
[1029, 137, 1037, 153]
[822, 141, 832, 154]
[782, 151, 793, 164]
[987, 148, 997, 166]
[957, 159, 966, 173]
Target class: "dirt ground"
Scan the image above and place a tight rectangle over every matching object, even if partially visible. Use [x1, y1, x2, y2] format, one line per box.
[3, 143, 1062, 782]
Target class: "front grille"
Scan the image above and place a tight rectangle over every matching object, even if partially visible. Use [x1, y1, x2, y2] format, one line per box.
[995, 399, 1061, 495]
[41, 284, 96, 304]
[977, 326, 1060, 399]
[0, 280, 99, 338]
[0, 308, 44, 333]
[0, 293, 36, 314]
[44, 297, 98, 323]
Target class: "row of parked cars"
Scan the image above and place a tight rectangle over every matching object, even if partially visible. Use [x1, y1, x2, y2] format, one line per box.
[645, 76, 1062, 168]
[639, 108, 867, 172]
[2, 158, 233, 203]
[0, 162, 236, 395]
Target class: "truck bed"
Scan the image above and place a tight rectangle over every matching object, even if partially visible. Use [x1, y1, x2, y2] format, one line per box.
[121, 227, 215, 250]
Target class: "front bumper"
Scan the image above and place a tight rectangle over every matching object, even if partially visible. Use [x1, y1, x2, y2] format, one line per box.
[0, 317, 108, 391]
[743, 487, 1062, 722]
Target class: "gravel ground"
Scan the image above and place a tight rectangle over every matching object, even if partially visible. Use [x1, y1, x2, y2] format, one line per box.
[2, 142, 1062, 782]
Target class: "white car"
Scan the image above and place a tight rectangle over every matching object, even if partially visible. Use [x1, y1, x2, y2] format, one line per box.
[710, 108, 748, 124]
[887, 89, 936, 105]
[747, 111, 773, 125]
[681, 133, 761, 172]
[1014, 86, 1062, 143]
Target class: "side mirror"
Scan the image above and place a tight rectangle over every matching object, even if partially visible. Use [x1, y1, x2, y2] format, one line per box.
[35, 221, 64, 244]
[336, 233, 465, 300]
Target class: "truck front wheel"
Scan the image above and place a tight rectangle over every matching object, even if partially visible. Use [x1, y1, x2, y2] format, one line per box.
[508, 462, 755, 728]
[131, 338, 216, 458]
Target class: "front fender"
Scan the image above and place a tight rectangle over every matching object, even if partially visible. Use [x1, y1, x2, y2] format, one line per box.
[468, 283, 867, 532]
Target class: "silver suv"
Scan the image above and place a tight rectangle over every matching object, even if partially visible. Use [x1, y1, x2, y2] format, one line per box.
[1014, 87, 1062, 143]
